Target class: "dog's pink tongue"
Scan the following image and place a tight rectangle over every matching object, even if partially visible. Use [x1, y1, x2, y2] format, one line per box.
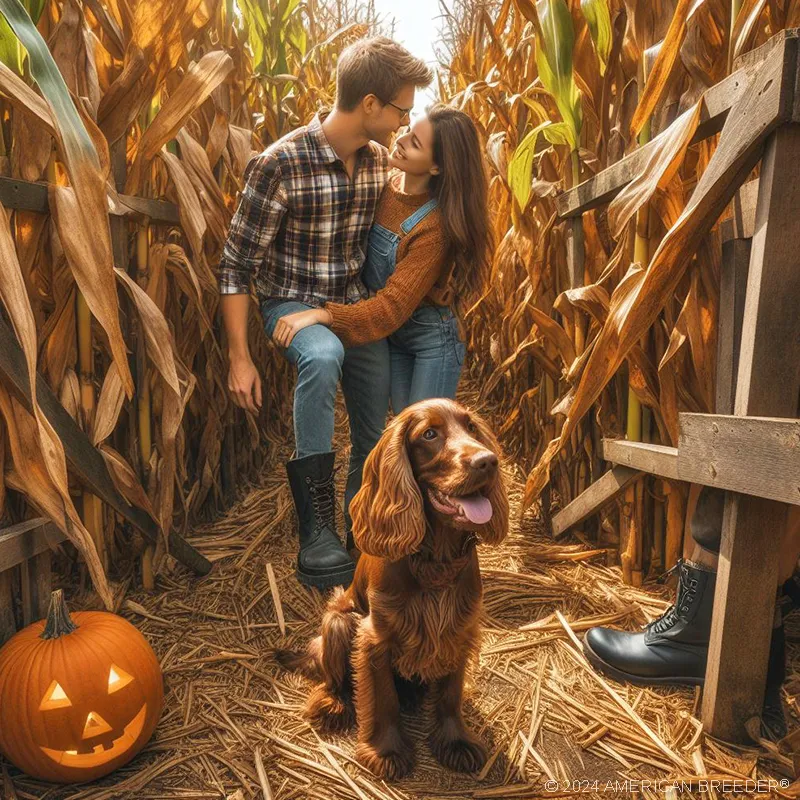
[456, 493, 493, 525]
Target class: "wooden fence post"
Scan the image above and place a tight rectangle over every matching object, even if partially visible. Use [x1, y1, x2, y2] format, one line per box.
[702, 123, 800, 742]
[0, 569, 15, 644]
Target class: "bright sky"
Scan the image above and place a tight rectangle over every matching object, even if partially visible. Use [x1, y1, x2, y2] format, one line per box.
[372, 0, 441, 114]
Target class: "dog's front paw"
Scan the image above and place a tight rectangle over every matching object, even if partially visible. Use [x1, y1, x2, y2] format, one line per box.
[356, 736, 415, 780]
[305, 684, 356, 733]
[429, 726, 487, 773]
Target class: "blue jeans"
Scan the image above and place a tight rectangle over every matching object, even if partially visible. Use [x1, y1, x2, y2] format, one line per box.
[261, 300, 391, 519]
[388, 305, 465, 412]
[364, 215, 465, 412]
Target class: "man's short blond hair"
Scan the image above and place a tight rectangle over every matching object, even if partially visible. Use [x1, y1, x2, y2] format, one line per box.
[336, 36, 433, 112]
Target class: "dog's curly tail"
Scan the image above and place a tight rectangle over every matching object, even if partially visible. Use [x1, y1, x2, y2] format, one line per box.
[274, 588, 360, 688]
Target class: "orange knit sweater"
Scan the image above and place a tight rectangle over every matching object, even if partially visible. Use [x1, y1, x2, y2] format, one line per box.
[325, 172, 454, 348]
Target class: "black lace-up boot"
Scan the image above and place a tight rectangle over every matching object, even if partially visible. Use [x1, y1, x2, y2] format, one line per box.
[583, 560, 715, 685]
[285, 452, 355, 589]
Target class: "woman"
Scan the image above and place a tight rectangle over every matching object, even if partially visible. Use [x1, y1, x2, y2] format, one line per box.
[272, 103, 491, 411]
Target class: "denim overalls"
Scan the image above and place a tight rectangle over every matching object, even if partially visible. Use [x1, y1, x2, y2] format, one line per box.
[362, 198, 465, 413]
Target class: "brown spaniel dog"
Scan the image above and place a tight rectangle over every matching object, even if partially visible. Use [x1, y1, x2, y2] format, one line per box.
[277, 399, 509, 780]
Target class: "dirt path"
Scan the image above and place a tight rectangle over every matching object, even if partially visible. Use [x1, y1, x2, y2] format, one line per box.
[8, 399, 796, 800]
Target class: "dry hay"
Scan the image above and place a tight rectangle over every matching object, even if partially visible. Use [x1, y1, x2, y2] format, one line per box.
[4, 396, 800, 800]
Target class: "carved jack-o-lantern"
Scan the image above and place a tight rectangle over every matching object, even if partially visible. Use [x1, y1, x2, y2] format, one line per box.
[0, 590, 163, 783]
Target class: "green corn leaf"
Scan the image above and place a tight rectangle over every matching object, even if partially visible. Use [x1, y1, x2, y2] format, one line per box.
[541, 120, 572, 146]
[0, 0, 44, 74]
[281, 0, 301, 22]
[521, 96, 550, 124]
[534, 0, 582, 152]
[0, 0, 98, 170]
[580, 0, 612, 75]
[236, 0, 267, 72]
[288, 25, 307, 58]
[0, 16, 23, 72]
[508, 119, 553, 209]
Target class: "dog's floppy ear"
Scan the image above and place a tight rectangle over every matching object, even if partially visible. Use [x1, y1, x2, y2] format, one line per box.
[474, 413, 510, 546]
[351, 415, 425, 560]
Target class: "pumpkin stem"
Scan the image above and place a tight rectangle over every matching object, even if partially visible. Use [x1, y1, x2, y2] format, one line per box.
[41, 590, 78, 639]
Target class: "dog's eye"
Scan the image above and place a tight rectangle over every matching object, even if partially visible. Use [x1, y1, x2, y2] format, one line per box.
[422, 428, 438, 440]
[466, 420, 477, 434]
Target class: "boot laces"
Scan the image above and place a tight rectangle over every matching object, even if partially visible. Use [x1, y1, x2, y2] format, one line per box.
[649, 559, 699, 635]
[306, 470, 337, 532]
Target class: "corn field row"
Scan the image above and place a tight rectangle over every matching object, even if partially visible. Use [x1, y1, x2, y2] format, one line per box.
[0, 0, 796, 603]
[441, 0, 800, 585]
[0, 0, 380, 606]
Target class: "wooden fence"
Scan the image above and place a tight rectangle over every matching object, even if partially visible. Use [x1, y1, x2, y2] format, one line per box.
[551, 29, 800, 742]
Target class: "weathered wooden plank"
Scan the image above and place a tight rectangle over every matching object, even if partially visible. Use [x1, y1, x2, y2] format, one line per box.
[716, 238, 751, 414]
[566, 216, 584, 289]
[678, 414, 800, 506]
[604, 417, 800, 504]
[552, 466, 641, 539]
[0, 316, 212, 576]
[703, 495, 785, 741]
[0, 176, 180, 224]
[602, 439, 679, 481]
[720, 178, 759, 242]
[734, 134, 800, 419]
[702, 123, 800, 743]
[556, 30, 799, 218]
[0, 569, 16, 645]
[0, 519, 64, 572]
[113, 193, 181, 224]
[20, 551, 51, 626]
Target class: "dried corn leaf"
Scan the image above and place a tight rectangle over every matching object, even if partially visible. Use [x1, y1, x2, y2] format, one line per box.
[48, 0, 101, 116]
[126, 50, 234, 194]
[523, 50, 775, 507]
[0, 383, 111, 608]
[0, 7, 134, 397]
[99, 443, 157, 519]
[114, 268, 180, 397]
[158, 147, 206, 258]
[609, 102, 701, 238]
[0, 206, 109, 601]
[93, 361, 126, 445]
[732, 0, 769, 63]
[630, 0, 702, 137]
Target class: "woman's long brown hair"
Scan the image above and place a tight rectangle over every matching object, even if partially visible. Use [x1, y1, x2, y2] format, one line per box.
[427, 103, 492, 298]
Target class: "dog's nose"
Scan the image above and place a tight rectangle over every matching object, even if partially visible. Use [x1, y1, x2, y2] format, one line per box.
[470, 451, 498, 473]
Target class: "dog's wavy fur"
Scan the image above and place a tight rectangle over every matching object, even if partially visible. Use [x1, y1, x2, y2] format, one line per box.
[277, 399, 509, 779]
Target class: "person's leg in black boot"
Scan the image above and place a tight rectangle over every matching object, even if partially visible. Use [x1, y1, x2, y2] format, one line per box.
[584, 558, 716, 685]
[263, 301, 355, 588]
[286, 451, 356, 588]
[584, 485, 722, 684]
[584, 486, 795, 740]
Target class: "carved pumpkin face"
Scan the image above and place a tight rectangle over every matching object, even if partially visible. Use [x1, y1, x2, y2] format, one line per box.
[0, 592, 163, 783]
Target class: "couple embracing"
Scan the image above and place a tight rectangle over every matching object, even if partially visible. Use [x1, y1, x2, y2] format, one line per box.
[218, 36, 491, 590]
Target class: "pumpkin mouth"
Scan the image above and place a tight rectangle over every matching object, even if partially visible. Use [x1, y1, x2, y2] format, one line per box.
[39, 704, 147, 768]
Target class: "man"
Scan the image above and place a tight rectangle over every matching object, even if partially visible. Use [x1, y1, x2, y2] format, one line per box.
[219, 37, 432, 589]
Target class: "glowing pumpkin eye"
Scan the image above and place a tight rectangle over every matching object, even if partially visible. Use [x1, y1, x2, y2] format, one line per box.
[108, 665, 133, 693]
[40, 680, 72, 710]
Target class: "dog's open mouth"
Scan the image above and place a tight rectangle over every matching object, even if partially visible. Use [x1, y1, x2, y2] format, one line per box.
[428, 488, 493, 525]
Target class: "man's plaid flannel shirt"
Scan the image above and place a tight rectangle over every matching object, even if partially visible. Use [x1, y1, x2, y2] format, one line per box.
[218, 113, 389, 306]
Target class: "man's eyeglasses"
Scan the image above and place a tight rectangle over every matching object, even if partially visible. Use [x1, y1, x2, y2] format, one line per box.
[381, 99, 413, 119]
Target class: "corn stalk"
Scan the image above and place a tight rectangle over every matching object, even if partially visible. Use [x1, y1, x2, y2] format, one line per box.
[0, 0, 378, 603]
[440, 0, 789, 582]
